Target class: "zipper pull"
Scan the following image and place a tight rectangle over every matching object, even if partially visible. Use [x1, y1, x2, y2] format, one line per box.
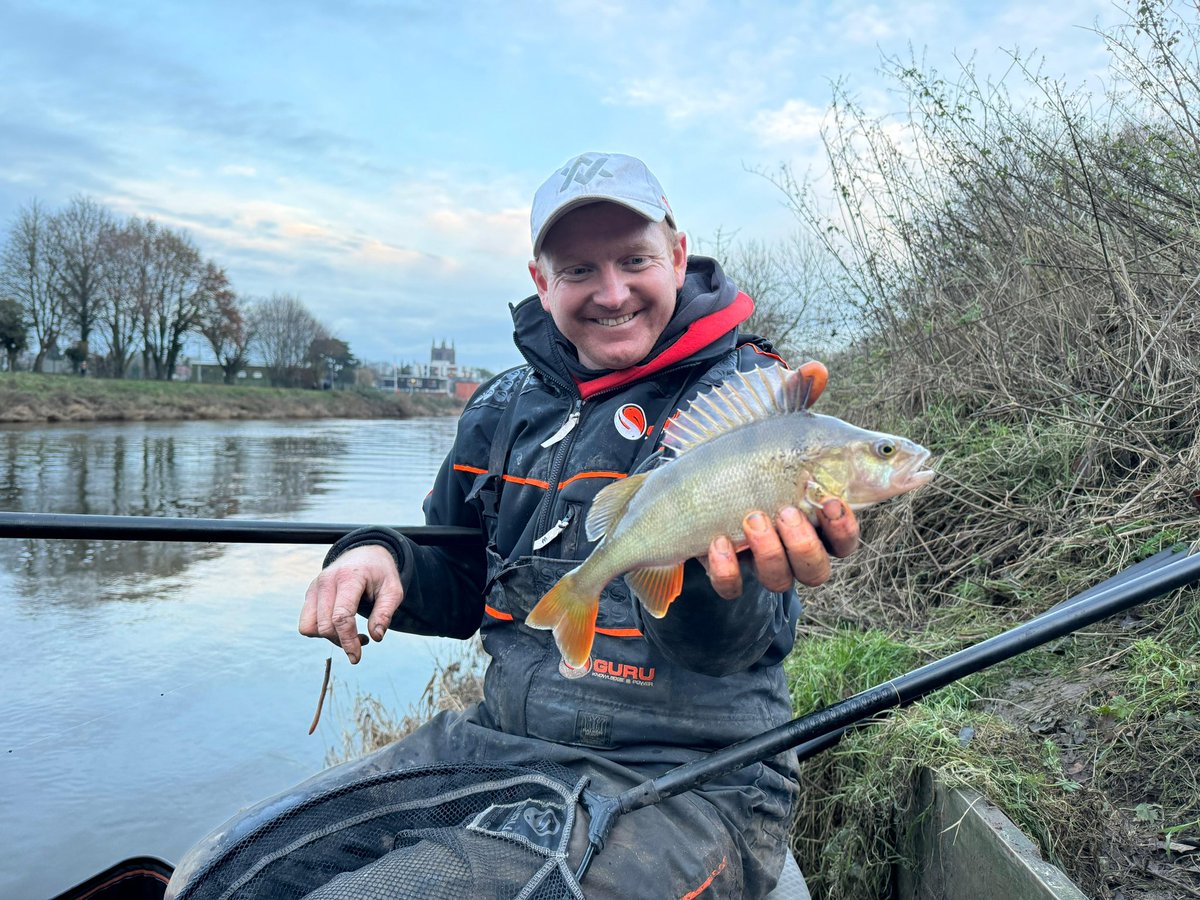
[532, 508, 574, 551]
[541, 404, 581, 448]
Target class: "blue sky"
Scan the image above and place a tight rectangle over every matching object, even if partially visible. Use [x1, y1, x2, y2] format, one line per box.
[1, 0, 1117, 373]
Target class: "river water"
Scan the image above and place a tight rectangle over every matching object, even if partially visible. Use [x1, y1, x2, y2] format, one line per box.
[0, 417, 461, 898]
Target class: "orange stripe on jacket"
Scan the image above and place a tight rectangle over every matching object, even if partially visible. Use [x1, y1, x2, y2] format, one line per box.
[681, 857, 728, 899]
[484, 606, 642, 638]
[558, 470, 626, 489]
[742, 342, 789, 366]
[596, 626, 642, 637]
[454, 465, 626, 492]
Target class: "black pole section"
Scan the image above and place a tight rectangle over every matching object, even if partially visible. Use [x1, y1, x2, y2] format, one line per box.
[576, 547, 1200, 881]
[625, 547, 1200, 813]
[0, 511, 482, 547]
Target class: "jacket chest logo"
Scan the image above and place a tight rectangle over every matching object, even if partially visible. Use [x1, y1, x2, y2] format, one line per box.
[613, 403, 648, 440]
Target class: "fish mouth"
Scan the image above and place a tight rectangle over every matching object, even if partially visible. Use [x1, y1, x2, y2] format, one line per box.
[898, 449, 936, 488]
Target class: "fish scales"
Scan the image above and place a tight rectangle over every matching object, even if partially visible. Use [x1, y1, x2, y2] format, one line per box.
[525, 364, 934, 668]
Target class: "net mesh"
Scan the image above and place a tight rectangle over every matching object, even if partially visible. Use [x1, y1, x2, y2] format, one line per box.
[171, 762, 587, 900]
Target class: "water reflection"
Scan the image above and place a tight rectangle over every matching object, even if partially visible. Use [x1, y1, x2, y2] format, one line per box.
[0, 416, 461, 898]
[0, 424, 348, 606]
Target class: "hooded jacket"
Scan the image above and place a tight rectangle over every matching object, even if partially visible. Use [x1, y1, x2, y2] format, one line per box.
[333, 257, 802, 760]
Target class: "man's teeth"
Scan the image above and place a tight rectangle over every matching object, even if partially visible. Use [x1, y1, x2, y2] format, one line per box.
[596, 313, 637, 326]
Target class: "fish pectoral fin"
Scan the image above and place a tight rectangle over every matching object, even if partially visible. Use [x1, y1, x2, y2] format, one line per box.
[525, 572, 599, 670]
[626, 563, 685, 619]
[585, 472, 649, 543]
[804, 479, 838, 508]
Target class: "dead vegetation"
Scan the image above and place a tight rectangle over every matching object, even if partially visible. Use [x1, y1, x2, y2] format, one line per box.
[756, 2, 1200, 895]
[325, 641, 485, 767]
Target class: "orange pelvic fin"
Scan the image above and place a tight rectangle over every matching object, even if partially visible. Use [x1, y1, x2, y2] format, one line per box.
[626, 563, 685, 619]
[525, 571, 599, 669]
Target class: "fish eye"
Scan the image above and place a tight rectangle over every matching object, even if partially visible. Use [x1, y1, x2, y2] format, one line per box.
[874, 440, 897, 457]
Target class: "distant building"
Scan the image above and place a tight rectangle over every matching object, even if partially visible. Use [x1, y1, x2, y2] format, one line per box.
[376, 340, 482, 400]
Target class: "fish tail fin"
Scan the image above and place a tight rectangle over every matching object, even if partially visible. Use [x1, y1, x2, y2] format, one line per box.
[626, 563, 685, 618]
[525, 569, 600, 669]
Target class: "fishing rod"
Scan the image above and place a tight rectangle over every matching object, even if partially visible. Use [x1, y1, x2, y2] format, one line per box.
[575, 543, 1200, 882]
[0, 511, 482, 548]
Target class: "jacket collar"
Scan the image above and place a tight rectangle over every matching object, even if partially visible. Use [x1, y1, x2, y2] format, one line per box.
[511, 256, 756, 399]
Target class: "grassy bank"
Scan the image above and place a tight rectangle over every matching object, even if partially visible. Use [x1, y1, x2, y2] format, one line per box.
[0, 372, 461, 423]
[772, 5, 1200, 894]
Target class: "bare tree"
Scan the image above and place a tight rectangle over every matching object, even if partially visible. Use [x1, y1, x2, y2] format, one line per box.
[199, 278, 254, 384]
[141, 226, 205, 380]
[96, 217, 148, 378]
[50, 195, 112, 365]
[697, 228, 843, 361]
[0, 200, 63, 371]
[252, 293, 321, 387]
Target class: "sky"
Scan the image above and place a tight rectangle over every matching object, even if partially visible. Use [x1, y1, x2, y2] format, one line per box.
[0, 0, 1122, 374]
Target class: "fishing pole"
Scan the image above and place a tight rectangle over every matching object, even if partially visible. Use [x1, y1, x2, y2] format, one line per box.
[0, 511, 482, 547]
[575, 543, 1200, 882]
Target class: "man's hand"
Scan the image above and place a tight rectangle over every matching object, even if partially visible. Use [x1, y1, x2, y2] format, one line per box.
[704, 500, 860, 599]
[299, 545, 404, 664]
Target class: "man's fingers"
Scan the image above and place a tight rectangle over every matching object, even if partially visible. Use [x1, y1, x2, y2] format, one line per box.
[331, 603, 365, 664]
[743, 511, 796, 593]
[299, 581, 320, 637]
[312, 568, 367, 664]
[816, 499, 860, 558]
[705, 535, 742, 599]
[775, 506, 832, 587]
[367, 580, 405, 642]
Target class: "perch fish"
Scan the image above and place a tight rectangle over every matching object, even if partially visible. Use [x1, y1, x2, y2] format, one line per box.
[525, 364, 935, 668]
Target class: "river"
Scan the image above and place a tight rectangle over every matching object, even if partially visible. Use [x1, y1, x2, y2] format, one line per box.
[0, 417, 461, 898]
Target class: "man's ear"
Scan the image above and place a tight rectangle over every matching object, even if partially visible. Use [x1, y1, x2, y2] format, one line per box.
[528, 259, 551, 309]
[672, 232, 688, 289]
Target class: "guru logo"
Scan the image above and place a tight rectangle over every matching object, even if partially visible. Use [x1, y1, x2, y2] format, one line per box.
[614, 403, 648, 440]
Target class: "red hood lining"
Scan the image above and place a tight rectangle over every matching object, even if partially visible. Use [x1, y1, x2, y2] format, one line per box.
[574, 292, 755, 400]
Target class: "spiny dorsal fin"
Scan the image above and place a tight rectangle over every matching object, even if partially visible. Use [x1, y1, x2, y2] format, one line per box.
[662, 364, 815, 457]
[585, 472, 650, 542]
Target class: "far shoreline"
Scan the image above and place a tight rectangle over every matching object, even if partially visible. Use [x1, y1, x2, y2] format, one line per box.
[0, 372, 463, 424]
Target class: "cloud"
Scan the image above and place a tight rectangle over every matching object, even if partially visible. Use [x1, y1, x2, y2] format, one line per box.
[752, 99, 830, 147]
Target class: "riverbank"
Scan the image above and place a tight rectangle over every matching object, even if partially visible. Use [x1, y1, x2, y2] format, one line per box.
[0, 373, 462, 423]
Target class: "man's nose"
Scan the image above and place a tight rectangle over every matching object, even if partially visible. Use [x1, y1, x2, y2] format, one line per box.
[593, 265, 631, 307]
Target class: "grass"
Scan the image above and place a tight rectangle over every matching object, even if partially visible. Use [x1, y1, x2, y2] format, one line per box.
[0, 371, 461, 422]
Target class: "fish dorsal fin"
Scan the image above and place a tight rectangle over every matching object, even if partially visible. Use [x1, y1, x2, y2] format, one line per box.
[662, 364, 814, 457]
[585, 472, 649, 542]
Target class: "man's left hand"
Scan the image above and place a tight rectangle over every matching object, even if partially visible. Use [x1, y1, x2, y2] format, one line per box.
[704, 500, 860, 598]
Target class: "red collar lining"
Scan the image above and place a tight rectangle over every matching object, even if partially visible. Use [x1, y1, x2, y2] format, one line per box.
[575, 292, 755, 400]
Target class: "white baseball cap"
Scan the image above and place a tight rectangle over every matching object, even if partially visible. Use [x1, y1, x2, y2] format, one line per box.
[530, 152, 676, 256]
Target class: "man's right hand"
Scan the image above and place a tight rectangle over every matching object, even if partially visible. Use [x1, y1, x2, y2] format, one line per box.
[299, 545, 404, 664]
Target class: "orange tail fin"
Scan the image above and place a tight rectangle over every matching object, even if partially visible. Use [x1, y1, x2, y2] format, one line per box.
[525, 571, 600, 669]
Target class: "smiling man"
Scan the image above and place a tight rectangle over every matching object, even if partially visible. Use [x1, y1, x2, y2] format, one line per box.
[167, 153, 858, 900]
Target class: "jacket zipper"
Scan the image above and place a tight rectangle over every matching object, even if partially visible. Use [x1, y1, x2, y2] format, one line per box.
[514, 351, 701, 551]
[534, 395, 583, 542]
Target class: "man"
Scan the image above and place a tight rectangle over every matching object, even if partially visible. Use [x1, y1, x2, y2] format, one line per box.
[168, 152, 858, 899]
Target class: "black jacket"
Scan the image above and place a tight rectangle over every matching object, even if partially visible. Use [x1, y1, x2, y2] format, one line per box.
[333, 257, 802, 758]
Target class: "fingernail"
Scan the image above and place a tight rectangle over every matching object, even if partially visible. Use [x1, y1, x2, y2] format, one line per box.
[822, 500, 845, 521]
[745, 512, 769, 533]
[714, 536, 734, 558]
[779, 507, 801, 526]
[372, 625, 384, 641]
